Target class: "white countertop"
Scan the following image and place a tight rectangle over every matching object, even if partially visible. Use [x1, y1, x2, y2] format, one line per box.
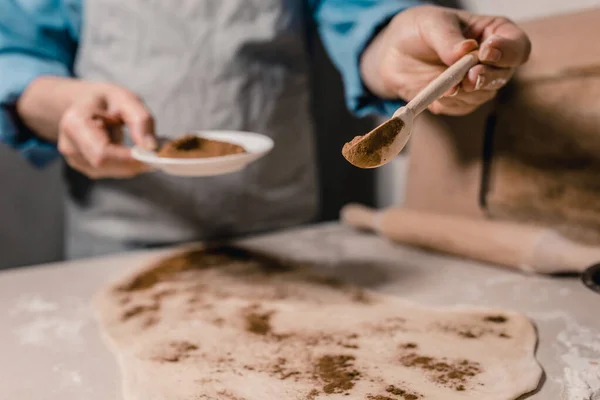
[0, 223, 598, 400]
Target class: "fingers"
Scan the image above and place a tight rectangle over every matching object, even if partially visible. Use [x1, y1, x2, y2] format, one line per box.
[108, 90, 157, 150]
[461, 64, 515, 92]
[430, 88, 497, 116]
[439, 64, 512, 108]
[61, 136, 151, 178]
[380, 7, 530, 117]
[479, 32, 531, 68]
[58, 96, 151, 179]
[420, 9, 479, 66]
[426, 10, 526, 116]
[458, 11, 532, 68]
[67, 155, 150, 179]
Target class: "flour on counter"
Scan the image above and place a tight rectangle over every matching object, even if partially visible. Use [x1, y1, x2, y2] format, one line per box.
[531, 311, 600, 400]
[53, 363, 83, 388]
[10, 294, 90, 348]
[15, 316, 86, 346]
[563, 360, 600, 400]
[9, 294, 58, 315]
[558, 325, 600, 400]
[559, 288, 572, 297]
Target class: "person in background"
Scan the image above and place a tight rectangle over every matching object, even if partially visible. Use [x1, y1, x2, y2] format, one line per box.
[0, 0, 530, 259]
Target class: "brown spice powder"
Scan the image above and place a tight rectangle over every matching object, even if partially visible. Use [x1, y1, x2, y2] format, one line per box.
[440, 322, 505, 340]
[484, 315, 508, 324]
[151, 288, 177, 301]
[117, 246, 279, 292]
[316, 355, 360, 394]
[385, 384, 421, 399]
[351, 288, 373, 304]
[459, 330, 478, 339]
[368, 316, 407, 334]
[338, 342, 359, 349]
[272, 356, 299, 380]
[117, 249, 208, 291]
[399, 343, 418, 350]
[121, 303, 159, 321]
[245, 311, 273, 335]
[158, 134, 245, 159]
[280, 371, 300, 380]
[111, 245, 507, 398]
[142, 316, 159, 328]
[215, 390, 244, 400]
[342, 119, 404, 168]
[152, 340, 199, 363]
[400, 353, 482, 391]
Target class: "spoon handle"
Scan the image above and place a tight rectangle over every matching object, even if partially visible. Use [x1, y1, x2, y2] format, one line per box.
[406, 51, 480, 116]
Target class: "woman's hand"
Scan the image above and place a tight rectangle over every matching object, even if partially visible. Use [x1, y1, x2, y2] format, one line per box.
[360, 5, 531, 116]
[18, 77, 156, 178]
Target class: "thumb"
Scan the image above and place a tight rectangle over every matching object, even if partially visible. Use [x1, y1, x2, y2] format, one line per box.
[109, 90, 157, 151]
[422, 12, 478, 66]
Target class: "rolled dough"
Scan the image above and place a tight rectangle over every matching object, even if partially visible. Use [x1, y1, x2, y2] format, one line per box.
[94, 246, 543, 400]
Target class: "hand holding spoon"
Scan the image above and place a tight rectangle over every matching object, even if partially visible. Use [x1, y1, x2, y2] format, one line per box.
[342, 51, 480, 169]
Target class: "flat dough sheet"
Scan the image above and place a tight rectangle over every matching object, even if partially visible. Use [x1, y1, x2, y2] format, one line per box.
[94, 245, 543, 400]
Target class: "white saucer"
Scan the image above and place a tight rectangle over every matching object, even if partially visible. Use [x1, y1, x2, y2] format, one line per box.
[132, 130, 274, 177]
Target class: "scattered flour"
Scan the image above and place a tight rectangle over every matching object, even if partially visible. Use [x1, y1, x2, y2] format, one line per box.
[10, 294, 89, 349]
[15, 316, 86, 347]
[559, 288, 572, 297]
[530, 311, 600, 400]
[53, 363, 83, 388]
[9, 295, 58, 315]
[558, 324, 600, 400]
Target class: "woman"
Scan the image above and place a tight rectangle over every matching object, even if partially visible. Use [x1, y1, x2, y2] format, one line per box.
[0, 0, 530, 258]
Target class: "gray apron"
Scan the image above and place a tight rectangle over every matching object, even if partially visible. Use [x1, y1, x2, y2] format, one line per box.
[67, 0, 318, 259]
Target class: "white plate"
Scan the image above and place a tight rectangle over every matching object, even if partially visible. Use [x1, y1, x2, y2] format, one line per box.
[132, 130, 274, 177]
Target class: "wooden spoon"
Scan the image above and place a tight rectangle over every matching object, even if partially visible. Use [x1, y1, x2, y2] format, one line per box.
[342, 51, 480, 169]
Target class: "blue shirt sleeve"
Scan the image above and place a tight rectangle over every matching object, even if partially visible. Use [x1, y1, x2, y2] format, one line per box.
[311, 0, 424, 118]
[0, 0, 80, 167]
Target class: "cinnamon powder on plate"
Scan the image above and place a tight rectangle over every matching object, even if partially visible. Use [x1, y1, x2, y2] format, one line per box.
[158, 134, 245, 158]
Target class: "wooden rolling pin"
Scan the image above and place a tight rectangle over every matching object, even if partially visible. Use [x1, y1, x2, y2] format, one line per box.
[340, 204, 600, 274]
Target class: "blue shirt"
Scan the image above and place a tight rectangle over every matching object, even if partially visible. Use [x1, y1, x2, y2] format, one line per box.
[0, 0, 422, 167]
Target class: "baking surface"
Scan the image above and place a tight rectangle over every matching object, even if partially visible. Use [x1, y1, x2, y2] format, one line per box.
[0, 223, 598, 399]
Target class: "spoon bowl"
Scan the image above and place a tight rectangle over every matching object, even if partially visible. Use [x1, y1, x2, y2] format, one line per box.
[342, 107, 413, 168]
[342, 51, 480, 169]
